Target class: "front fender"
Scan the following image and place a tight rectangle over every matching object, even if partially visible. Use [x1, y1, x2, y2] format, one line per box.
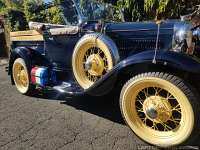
[122, 50, 200, 73]
[86, 50, 200, 95]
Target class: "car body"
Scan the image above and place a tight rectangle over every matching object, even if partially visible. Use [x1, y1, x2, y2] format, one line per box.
[8, 0, 200, 148]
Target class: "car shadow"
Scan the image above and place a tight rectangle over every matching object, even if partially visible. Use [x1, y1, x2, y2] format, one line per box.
[29, 89, 200, 148]
[29, 89, 125, 125]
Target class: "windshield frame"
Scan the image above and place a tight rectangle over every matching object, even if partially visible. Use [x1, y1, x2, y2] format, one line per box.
[77, 0, 113, 21]
[59, 0, 114, 26]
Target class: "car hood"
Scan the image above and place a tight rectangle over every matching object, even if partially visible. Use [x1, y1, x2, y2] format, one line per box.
[105, 20, 179, 54]
[105, 21, 177, 32]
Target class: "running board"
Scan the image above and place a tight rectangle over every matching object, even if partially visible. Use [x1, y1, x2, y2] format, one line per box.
[52, 81, 84, 96]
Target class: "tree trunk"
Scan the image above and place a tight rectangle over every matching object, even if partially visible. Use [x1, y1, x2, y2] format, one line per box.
[0, 17, 10, 58]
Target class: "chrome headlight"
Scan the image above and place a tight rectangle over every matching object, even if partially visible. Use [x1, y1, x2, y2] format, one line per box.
[173, 22, 194, 53]
[193, 28, 200, 40]
[186, 30, 193, 48]
[174, 23, 192, 45]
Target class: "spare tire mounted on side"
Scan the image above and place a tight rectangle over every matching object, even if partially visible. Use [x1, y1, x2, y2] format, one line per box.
[72, 33, 119, 89]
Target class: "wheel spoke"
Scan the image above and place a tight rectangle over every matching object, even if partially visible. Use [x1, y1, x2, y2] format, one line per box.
[136, 99, 144, 105]
[93, 76, 98, 82]
[137, 94, 144, 101]
[88, 73, 92, 81]
[102, 56, 107, 62]
[166, 92, 175, 100]
[89, 49, 93, 55]
[158, 120, 173, 131]
[172, 104, 181, 113]
[141, 117, 147, 125]
[85, 51, 90, 59]
[97, 48, 102, 55]
[151, 121, 159, 130]
[154, 87, 162, 95]
[169, 116, 181, 126]
[141, 88, 149, 98]
[136, 106, 144, 113]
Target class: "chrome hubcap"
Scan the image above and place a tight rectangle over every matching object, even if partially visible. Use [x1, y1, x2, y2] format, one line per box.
[143, 96, 172, 123]
[135, 87, 182, 131]
[85, 54, 104, 76]
[146, 106, 158, 119]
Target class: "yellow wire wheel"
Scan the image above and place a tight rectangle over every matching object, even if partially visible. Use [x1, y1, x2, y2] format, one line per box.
[72, 34, 118, 89]
[120, 72, 199, 147]
[12, 58, 30, 94]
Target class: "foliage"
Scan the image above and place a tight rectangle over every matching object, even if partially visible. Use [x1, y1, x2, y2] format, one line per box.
[45, 6, 65, 24]
[144, 0, 185, 20]
[0, 0, 200, 31]
[7, 10, 27, 31]
[113, 0, 146, 22]
[23, 0, 64, 24]
[23, 0, 46, 23]
[0, 1, 5, 9]
[114, 0, 200, 21]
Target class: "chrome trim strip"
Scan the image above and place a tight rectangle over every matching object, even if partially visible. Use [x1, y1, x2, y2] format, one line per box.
[106, 28, 173, 32]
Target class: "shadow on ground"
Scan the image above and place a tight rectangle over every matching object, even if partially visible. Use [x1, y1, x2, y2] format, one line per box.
[30, 89, 125, 125]
[29, 88, 200, 148]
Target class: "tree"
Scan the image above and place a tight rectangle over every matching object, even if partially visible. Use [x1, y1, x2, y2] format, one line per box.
[23, 0, 46, 22]
[144, 0, 200, 20]
[1, 0, 200, 31]
[0, 0, 6, 15]
[45, 5, 65, 24]
[144, 0, 184, 20]
[114, 0, 145, 21]
[7, 10, 27, 31]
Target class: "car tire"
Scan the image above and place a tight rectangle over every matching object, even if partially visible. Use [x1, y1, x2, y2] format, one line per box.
[120, 72, 200, 147]
[72, 33, 119, 89]
[12, 58, 34, 94]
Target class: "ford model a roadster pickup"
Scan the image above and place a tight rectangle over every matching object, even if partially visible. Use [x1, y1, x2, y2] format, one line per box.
[8, 0, 200, 147]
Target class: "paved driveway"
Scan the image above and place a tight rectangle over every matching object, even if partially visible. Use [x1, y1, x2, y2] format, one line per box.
[0, 65, 199, 150]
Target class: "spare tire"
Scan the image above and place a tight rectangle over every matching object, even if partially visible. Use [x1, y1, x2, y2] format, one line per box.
[72, 33, 119, 89]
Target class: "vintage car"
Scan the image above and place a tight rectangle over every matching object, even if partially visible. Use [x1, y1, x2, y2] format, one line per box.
[8, 0, 200, 148]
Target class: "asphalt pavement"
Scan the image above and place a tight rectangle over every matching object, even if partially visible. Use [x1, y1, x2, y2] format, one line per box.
[0, 64, 199, 150]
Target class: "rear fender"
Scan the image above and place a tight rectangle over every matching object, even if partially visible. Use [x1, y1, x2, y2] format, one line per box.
[9, 47, 32, 84]
[9, 47, 32, 74]
[9, 47, 48, 84]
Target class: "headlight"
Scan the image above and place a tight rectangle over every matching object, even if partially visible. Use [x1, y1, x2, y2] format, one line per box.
[193, 28, 200, 40]
[186, 31, 193, 48]
[173, 23, 194, 53]
[174, 23, 192, 45]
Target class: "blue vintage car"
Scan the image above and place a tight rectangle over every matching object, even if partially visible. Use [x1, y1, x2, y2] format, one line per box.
[8, 0, 200, 147]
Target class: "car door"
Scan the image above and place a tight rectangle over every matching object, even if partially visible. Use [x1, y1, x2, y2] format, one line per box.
[44, 0, 81, 71]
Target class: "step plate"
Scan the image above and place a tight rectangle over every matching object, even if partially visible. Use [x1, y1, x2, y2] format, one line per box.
[52, 82, 84, 95]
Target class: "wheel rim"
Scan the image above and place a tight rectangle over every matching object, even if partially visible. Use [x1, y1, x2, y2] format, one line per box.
[121, 77, 194, 146]
[73, 41, 113, 89]
[13, 61, 29, 93]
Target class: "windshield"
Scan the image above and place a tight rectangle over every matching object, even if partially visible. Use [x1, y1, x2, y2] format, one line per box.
[51, 0, 114, 25]
[76, 0, 113, 21]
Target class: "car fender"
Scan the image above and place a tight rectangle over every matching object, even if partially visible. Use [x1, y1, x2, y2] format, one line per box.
[119, 50, 200, 73]
[9, 47, 33, 75]
[8, 47, 33, 84]
[86, 50, 200, 95]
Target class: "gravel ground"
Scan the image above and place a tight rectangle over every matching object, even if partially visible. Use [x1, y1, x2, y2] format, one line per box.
[0, 64, 199, 150]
